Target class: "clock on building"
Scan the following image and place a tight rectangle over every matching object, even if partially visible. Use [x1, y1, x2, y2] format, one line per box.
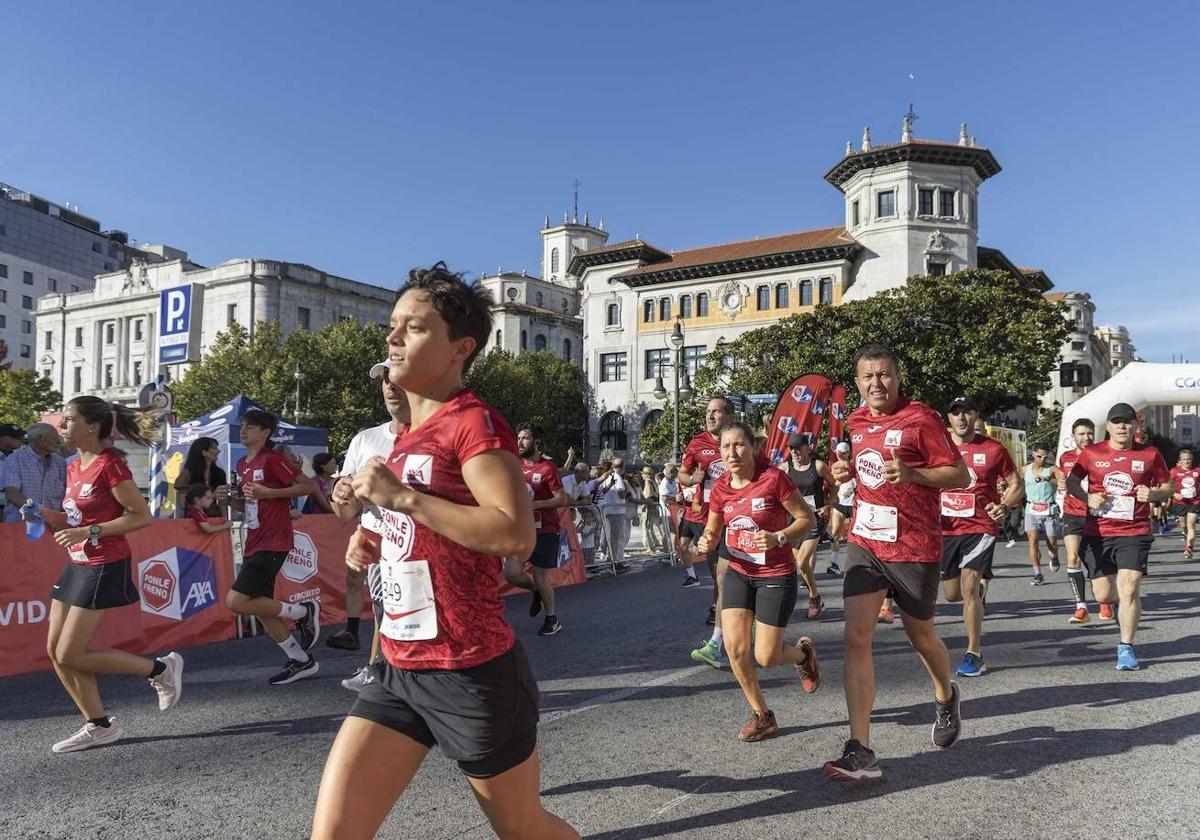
[716, 281, 745, 317]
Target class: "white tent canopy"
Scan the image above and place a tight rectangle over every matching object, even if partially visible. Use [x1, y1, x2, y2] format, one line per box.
[1058, 362, 1200, 452]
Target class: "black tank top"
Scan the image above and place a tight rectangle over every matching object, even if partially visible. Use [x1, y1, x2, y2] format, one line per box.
[786, 459, 825, 508]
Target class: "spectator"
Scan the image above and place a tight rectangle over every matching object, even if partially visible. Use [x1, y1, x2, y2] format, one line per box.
[0, 422, 25, 520]
[2, 422, 67, 522]
[562, 462, 594, 505]
[185, 483, 234, 535]
[642, 466, 667, 552]
[303, 452, 337, 514]
[174, 436, 228, 517]
[595, 458, 630, 567]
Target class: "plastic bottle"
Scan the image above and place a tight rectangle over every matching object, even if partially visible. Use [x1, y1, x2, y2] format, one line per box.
[20, 499, 45, 540]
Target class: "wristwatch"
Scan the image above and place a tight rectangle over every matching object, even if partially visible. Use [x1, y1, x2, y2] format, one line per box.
[775, 531, 789, 548]
[88, 524, 102, 546]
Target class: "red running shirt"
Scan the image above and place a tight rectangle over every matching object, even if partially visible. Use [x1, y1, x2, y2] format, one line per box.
[377, 390, 518, 671]
[62, 448, 135, 565]
[1057, 449, 1087, 517]
[1170, 466, 1200, 507]
[941, 435, 1016, 537]
[1070, 442, 1170, 537]
[681, 431, 726, 524]
[846, 397, 963, 563]
[521, 457, 564, 535]
[709, 465, 798, 578]
[186, 506, 211, 528]
[237, 448, 301, 555]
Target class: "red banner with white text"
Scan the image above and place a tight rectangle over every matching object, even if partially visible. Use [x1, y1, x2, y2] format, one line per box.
[766, 374, 833, 465]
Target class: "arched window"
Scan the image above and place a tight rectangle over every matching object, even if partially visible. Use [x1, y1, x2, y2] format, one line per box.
[643, 408, 664, 431]
[550, 248, 560, 275]
[536, 291, 544, 307]
[521, 329, 527, 350]
[644, 299, 655, 323]
[599, 411, 627, 451]
[534, 334, 547, 352]
[563, 338, 572, 359]
[494, 329, 501, 347]
[607, 302, 620, 327]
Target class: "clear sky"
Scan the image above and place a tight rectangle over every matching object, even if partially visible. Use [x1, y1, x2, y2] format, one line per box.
[5, 1, 1197, 361]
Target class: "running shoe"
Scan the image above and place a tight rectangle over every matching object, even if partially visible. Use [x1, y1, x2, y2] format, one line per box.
[738, 710, 779, 742]
[296, 599, 321, 651]
[1005, 539, 1016, 549]
[268, 656, 319, 686]
[795, 636, 820, 693]
[690, 639, 723, 669]
[1116, 644, 1140, 671]
[932, 681, 962, 749]
[1049, 555, 1061, 573]
[537, 616, 562, 636]
[877, 605, 896, 624]
[1031, 573, 1045, 586]
[681, 574, 700, 588]
[705, 605, 716, 626]
[148, 651, 184, 711]
[822, 739, 882, 782]
[529, 591, 543, 618]
[326, 629, 360, 651]
[1069, 607, 1091, 625]
[52, 718, 122, 754]
[807, 595, 825, 620]
[1098, 603, 1116, 621]
[1185, 543, 1193, 560]
[955, 652, 986, 678]
[825, 563, 843, 577]
[341, 666, 374, 692]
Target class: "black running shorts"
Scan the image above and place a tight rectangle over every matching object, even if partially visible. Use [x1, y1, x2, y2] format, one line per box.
[349, 642, 539, 779]
[1061, 514, 1088, 538]
[940, 533, 997, 580]
[1171, 503, 1200, 518]
[232, 551, 288, 599]
[528, 533, 560, 570]
[843, 543, 939, 621]
[721, 569, 798, 628]
[678, 519, 705, 542]
[51, 558, 139, 610]
[1081, 534, 1153, 579]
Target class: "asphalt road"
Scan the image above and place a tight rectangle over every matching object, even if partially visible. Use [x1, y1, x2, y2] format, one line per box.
[3, 536, 1200, 839]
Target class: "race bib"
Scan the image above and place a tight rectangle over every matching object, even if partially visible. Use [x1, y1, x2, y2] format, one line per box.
[940, 492, 975, 518]
[69, 545, 89, 564]
[727, 527, 766, 564]
[1091, 495, 1135, 521]
[1184, 487, 1196, 500]
[379, 559, 438, 641]
[1031, 502, 1050, 515]
[244, 499, 259, 530]
[852, 501, 898, 543]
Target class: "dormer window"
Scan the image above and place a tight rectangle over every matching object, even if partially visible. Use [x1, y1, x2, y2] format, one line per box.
[877, 190, 896, 218]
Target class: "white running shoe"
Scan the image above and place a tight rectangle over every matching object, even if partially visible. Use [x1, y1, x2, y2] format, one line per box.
[341, 666, 375, 693]
[149, 651, 184, 711]
[52, 718, 123, 754]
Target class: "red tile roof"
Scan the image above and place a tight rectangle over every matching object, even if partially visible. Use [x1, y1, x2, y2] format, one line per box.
[615, 226, 855, 277]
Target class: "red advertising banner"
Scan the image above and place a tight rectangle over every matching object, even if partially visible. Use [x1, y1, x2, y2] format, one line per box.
[828, 383, 849, 445]
[766, 374, 833, 465]
[0, 520, 237, 678]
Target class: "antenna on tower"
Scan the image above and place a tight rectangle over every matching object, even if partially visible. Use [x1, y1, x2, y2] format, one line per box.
[903, 73, 918, 142]
[572, 179, 582, 223]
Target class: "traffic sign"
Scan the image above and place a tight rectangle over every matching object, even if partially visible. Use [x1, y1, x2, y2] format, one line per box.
[745, 394, 779, 404]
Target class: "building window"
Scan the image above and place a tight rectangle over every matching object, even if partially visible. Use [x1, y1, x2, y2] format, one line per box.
[643, 409, 664, 431]
[696, 293, 709, 317]
[967, 195, 975, 224]
[298, 306, 311, 330]
[550, 248, 560, 275]
[606, 302, 620, 327]
[644, 300, 655, 323]
[73, 367, 82, 393]
[23, 271, 33, 285]
[0, 264, 6, 278]
[104, 262, 113, 272]
[49, 277, 57, 292]
[536, 291, 544, 307]
[21, 320, 31, 335]
[819, 278, 834, 304]
[599, 411, 627, 451]
[659, 298, 671, 321]
[0, 315, 5, 328]
[133, 361, 143, 385]
[683, 344, 706, 375]
[600, 352, 628, 382]
[1071, 341, 1085, 352]
[22, 295, 32, 309]
[563, 338, 572, 359]
[105, 323, 115, 344]
[74, 327, 83, 348]
[104, 364, 113, 387]
[44, 330, 52, 350]
[92, 242, 103, 253]
[645, 348, 669, 380]
[20, 344, 30, 359]
[0, 289, 5, 302]
[852, 200, 860, 227]
[227, 303, 237, 326]
[521, 330, 527, 350]
[939, 190, 956, 217]
[756, 285, 770, 310]
[494, 329, 502, 347]
[877, 190, 896, 218]
[534, 334, 547, 352]
[928, 262, 947, 277]
[918, 188, 934, 216]
[775, 283, 789, 308]
[679, 295, 692, 319]
[800, 279, 813, 305]
[133, 319, 144, 341]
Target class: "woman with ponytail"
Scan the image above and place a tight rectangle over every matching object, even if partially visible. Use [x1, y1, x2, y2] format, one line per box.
[23, 396, 185, 754]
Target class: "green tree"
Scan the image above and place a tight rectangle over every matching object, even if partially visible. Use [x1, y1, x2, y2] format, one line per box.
[171, 321, 291, 420]
[1026, 405, 1063, 453]
[0, 340, 64, 427]
[465, 349, 589, 462]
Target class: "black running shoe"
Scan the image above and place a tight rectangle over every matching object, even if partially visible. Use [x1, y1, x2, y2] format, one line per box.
[529, 590, 543, 618]
[681, 575, 700, 588]
[1031, 573, 1045, 586]
[268, 656, 319, 686]
[825, 563, 843, 577]
[325, 629, 360, 651]
[537, 616, 562, 636]
[705, 605, 716, 626]
[296, 599, 321, 651]
[932, 680, 962, 749]
[822, 739, 882, 782]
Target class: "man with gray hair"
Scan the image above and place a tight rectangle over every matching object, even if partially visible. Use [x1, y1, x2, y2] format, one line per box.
[2, 422, 67, 521]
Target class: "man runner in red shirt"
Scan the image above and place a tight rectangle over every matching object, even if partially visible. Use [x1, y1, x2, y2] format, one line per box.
[823, 344, 969, 782]
[1169, 447, 1199, 558]
[1067, 402, 1173, 671]
[940, 397, 1022, 677]
[1052, 418, 1103, 623]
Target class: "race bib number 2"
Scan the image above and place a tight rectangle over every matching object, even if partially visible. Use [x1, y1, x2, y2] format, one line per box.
[380, 559, 439, 641]
[1092, 495, 1135, 521]
[852, 501, 898, 543]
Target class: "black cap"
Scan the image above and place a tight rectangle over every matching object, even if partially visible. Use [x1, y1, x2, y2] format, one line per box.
[948, 396, 977, 413]
[788, 432, 812, 448]
[0, 423, 24, 439]
[1107, 402, 1137, 423]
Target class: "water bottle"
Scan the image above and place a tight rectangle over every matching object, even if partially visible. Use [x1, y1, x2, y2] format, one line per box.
[20, 499, 45, 540]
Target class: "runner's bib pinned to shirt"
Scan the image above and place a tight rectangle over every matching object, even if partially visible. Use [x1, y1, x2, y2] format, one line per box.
[1092, 495, 1135, 521]
[379, 558, 438, 641]
[852, 500, 897, 543]
[940, 491, 975, 518]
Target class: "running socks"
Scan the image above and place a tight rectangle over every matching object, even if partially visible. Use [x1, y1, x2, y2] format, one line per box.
[279, 635, 306, 660]
[347, 617, 361, 636]
[1068, 569, 1087, 607]
[278, 602, 308, 621]
[1031, 563, 1041, 577]
[685, 567, 698, 580]
[148, 658, 167, 678]
[830, 547, 841, 565]
[710, 627, 724, 647]
[88, 716, 112, 728]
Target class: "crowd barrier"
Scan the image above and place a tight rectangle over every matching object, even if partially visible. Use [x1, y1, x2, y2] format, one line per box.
[0, 505, 588, 678]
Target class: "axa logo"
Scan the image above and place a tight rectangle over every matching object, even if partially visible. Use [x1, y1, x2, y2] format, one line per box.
[400, 454, 433, 487]
[751, 498, 765, 512]
[137, 548, 218, 622]
[777, 415, 798, 434]
[973, 453, 987, 466]
[793, 384, 813, 403]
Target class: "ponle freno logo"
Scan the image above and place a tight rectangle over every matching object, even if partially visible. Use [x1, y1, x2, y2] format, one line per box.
[283, 532, 319, 583]
[1103, 472, 1135, 496]
[140, 560, 176, 613]
[856, 449, 887, 489]
[137, 548, 218, 621]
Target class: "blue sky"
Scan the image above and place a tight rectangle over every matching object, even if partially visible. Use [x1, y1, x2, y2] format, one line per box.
[5, 1, 1197, 360]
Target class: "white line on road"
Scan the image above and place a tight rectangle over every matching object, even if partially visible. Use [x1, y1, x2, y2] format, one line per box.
[540, 665, 708, 726]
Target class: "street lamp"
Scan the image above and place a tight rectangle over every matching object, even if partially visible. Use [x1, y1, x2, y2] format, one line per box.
[293, 360, 303, 423]
[652, 319, 692, 463]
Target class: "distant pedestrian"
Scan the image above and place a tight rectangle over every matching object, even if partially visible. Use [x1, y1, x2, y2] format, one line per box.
[2, 422, 67, 522]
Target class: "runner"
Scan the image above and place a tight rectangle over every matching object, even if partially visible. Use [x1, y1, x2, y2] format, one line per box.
[940, 397, 1022, 677]
[694, 420, 821, 741]
[827, 440, 853, 578]
[24, 397, 183, 753]
[225, 408, 322, 686]
[1024, 445, 1061, 585]
[310, 263, 578, 840]
[328, 361, 411, 691]
[822, 343, 968, 782]
[1067, 402, 1172, 671]
[1053, 419, 1102, 623]
[783, 432, 836, 619]
[681, 397, 735, 668]
[1170, 447, 1200, 558]
[502, 423, 570, 636]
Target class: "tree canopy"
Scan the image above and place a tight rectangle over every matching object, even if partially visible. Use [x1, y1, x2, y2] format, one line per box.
[0, 340, 64, 428]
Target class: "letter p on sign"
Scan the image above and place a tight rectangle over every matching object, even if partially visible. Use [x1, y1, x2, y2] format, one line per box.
[165, 289, 188, 332]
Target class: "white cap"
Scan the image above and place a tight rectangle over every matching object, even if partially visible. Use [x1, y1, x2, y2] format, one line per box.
[835, 441, 851, 454]
[369, 360, 390, 378]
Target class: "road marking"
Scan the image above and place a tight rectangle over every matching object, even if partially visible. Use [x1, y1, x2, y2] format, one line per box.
[540, 665, 708, 726]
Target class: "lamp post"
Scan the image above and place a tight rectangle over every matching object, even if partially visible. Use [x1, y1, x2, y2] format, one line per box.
[652, 319, 693, 463]
[293, 360, 303, 423]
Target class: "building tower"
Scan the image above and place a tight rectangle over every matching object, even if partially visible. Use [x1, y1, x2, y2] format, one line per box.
[540, 211, 608, 286]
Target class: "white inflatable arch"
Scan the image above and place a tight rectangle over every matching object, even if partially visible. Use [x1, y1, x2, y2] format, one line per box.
[1057, 362, 1200, 453]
